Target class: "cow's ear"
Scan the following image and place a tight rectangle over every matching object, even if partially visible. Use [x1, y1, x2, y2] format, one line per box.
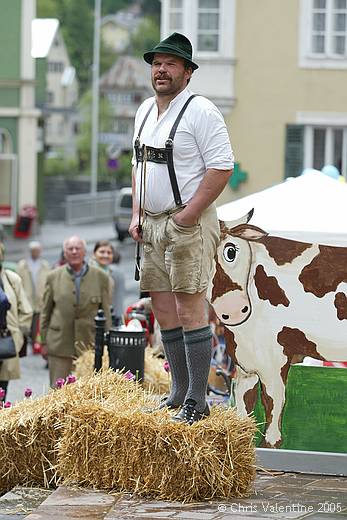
[231, 224, 268, 241]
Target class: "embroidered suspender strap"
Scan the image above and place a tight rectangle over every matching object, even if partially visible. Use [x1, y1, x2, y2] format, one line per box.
[165, 94, 197, 206]
[135, 102, 155, 165]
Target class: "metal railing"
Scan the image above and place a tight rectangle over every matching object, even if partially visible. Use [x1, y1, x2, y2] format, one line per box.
[65, 191, 116, 225]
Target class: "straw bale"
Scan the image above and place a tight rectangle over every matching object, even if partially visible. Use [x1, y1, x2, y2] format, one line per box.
[142, 349, 171, 394]
[74, 349, 108, 378]
[57, 401, 256, 502]
[74, 348, 171, 394]
[0, 370, 152, 493]
[0, 369, 256, 502]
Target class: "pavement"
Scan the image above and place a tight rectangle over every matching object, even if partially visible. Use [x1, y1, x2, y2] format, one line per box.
[0, 472, 346, 519]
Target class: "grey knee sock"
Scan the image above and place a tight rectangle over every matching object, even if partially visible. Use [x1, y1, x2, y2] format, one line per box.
[184, 326, 212, 411]
[161, 327, 189, 406]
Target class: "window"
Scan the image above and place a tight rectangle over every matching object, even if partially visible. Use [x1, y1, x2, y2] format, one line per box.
[169, 0, 183, 32]
[47, 61, 64, 73]
[107, 92, 137, 107]
[311, 0, 347, 55]
[197, 0, 220, 52]
[46, 91, 54, 104]
[112, 119, 129, 135]
[312, 126, 346, 175]
[0, 129, 13, 154]
[0, 129, 16, 222]
[300, 0, 347, 67]
[285, 123, 347, 179]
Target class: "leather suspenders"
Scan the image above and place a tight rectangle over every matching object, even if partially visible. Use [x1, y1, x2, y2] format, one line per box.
[134, 94, 197, 207]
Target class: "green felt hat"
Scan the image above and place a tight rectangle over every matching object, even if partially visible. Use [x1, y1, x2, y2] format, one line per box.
[143, 32, 199, 71]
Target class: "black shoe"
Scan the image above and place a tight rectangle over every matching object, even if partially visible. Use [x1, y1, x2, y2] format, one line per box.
[171, 399, 210, 425]
[158, 396, 180, 410]
[144, 396, 181, 414]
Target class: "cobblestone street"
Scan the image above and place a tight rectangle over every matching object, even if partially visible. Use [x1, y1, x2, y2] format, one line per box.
[0, 472, 346, 519]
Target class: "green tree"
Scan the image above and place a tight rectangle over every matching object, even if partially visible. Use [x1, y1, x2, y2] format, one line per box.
[37, 0, 60, 18]
[130, 16, 160, 57]
[61, 1, 94, 93]
[140, 0, 161, 22]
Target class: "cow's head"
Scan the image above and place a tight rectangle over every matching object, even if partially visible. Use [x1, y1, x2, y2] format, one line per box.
[209, 209, 268, 326]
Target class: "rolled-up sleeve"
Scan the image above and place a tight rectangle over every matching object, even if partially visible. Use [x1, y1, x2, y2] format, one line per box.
[193, 103, 234, 171]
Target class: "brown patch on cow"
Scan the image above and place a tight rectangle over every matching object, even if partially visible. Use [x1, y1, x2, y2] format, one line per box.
[211, 258, 242, 303]
[277, 326, 325, 361]
[254, 265, 290, 307]
[258, 236, 312, 266]
[223, 327, 238, 364]
[334, 292, 347, 320]
[299, 245, 347, 297]
[244, 382, 259, 414]
[259, 383, 277, 447]
[219, 220, 230, 241]
[280, 362, 291, 385]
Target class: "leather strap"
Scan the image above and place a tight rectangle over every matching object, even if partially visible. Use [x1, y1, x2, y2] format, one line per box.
[134, 102, 155, 166]
[136, 146, 168, 164]
[165, 94, 197, 206]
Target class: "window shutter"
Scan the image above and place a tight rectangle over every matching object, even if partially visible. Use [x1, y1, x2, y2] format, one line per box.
[284, 125, 304, 179]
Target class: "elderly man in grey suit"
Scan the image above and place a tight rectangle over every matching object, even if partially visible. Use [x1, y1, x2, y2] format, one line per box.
[41, 236, 111, 386]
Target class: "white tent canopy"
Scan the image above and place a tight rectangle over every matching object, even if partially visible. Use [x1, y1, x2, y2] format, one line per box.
[217, 171, 347, 246]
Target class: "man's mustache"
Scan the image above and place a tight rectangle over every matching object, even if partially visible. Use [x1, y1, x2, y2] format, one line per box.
[154, 74, 171, 80]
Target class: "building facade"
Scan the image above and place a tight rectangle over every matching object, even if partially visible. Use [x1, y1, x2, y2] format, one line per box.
[0, 0, 39, 224]
[99, 56, 152, 155]
[32, 18, 79, 159]
[160, 0, 347, 203]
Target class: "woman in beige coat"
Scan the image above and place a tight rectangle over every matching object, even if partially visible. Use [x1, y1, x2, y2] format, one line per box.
[0, 243, 33, 400]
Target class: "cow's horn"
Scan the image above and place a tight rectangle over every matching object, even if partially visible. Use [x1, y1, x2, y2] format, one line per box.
[223, 208, 254, 229]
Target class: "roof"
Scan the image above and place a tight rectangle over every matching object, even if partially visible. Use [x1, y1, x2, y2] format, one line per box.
[31, 18, 59, 58]
[101, 4, 141, 31]
[99, 56, 151, 90]
[217, 170, 347, 245]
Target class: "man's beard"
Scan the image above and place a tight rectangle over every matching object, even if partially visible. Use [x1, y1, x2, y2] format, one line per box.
[152, 75, 183, 96]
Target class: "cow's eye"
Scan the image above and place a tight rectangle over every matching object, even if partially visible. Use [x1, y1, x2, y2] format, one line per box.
[223, 242, 238, 262]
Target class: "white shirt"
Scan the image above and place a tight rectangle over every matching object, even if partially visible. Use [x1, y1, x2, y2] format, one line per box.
[132, 88, 234, 213]
[26, 257, 42, 288]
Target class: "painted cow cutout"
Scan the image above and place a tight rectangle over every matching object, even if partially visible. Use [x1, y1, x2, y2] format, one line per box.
[208, 210, 347, 447]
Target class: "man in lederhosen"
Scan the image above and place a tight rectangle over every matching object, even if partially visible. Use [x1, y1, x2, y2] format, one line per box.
[129, 33, 234, 424]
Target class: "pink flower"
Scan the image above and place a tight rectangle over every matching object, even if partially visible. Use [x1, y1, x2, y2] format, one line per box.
[0, 388, 6, 400]
[55, 378, 65, 389]
[66, 374, 76, 385]
[4, 401, 12, 408]
[24, 388, 32, 398]
[124, 370, 135, 381]
[163, 361, 170, 373]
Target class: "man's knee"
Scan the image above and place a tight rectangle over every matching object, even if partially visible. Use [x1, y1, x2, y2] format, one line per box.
[151, 292, 180, 330]
[175, 292, 208, 330]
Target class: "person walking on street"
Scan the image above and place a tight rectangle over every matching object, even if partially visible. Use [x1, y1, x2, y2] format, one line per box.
[40, 236, 111, 387]
[0, 243, 33, 401]
[17, 241, 50, 350]
[129, 33, 234, 424]
[90, 240, 125, 326]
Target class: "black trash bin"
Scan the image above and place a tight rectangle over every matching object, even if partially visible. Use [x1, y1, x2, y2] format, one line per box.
[107, 328, 146, 381]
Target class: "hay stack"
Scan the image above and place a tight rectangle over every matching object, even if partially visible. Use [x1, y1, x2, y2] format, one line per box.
[0, 371, 151, 492]
[57, 400, 256, 502]
[0, 370, 256, 502]
[74, 348, 171, 394]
